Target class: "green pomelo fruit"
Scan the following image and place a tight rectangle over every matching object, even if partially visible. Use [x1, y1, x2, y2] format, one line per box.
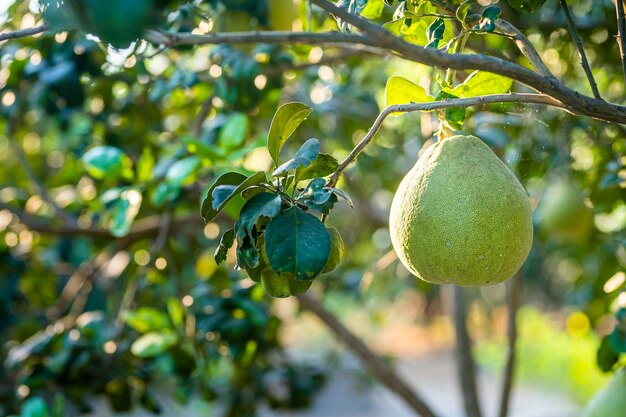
[506, 0, 547, 13]
[535, 179, 593, 244]
[389, 135, 533, 286]
[581, 368, 626, 417]
[261, 268, 312, 298]
[322, 227, 345, 273]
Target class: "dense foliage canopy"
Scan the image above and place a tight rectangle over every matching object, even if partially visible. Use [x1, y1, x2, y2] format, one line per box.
[0, 0, 625, 416]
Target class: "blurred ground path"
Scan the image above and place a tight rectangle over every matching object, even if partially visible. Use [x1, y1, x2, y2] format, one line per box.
[88, 350, 579, 417]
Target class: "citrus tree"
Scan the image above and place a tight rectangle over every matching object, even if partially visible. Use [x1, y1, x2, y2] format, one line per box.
[0, 1, 625, 417]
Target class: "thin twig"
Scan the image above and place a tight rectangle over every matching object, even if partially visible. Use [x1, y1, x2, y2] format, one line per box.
[296, 293, 439, 417]
[559, 0, 601, 99]
[616, 0, 626, 86]
[326, 93, 563, 187]
[497, 273, 523, 417]
[494, 19, 553, 78]
[0, 25, 47, 42]
[453, 286, 482, 417]
[309, 0, 626, 124]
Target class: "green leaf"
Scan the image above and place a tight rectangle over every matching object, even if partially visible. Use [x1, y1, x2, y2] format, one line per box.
[267, 102, 313, 166]
[136, 147, 155, 182]
[435, 91, 466, 129]
[272, 138, 320, 176]
[41, 0, 81, 31]
[330, 188, 354, 207]
[476, 5, 500, 32]
[597, 336, 619, 372]
[264, 207, 331, 280]
[21, 396, 50, 417]
[131, 331, 178, 358]
[108, 188, 142, 237]
[238, 193, 282, 233]
[124, 307, 171, 333]
[425, 18, 445, 49]
[218, 113, 250, 149]
[167, 298, 184, 327]
[361, 0, 384, 19]
[455, 71, 513, 97]
[608, 327, 626, 353]
[214, 228, 235, 264]
[165, 156, 201, 186]
[296, 153, 339, 181]
[201, 172, 265, 222]
[82, 146, 130, 180]
[385, 76, 434, 115]
[241, 185, 269, 200]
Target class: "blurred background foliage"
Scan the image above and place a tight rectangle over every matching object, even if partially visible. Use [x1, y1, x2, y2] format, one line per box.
[0, 0, 625, 416]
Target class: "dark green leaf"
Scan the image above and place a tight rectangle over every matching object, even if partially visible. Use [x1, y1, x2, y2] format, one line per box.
[214, 228, 235, 265]
[238, 193, 282, 233]
[597, 336, 619, 372]
[264, 207, 331, 280]
[426, 18, 445, 49]
[608, 327, 626, 353]
[201, 172, 266, 222]
[296, 153, 339, 181]
[268, 102, 313, 166]
[477, 6, 500, 32]
[273, 139, 321, 176]
[304, 193, 338, 215]
[42, 0, 81, 31]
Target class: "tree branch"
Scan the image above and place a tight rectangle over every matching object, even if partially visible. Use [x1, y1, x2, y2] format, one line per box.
[296, 293, 439, 417]
[559, 0, 601, 99]
[0, 201, 202, 242]
[0, 25, 47, 42]
[453, 286, 482, 417]
[326, 93, 563, 187]
[616, 0, 626, 86]
[494, 19, 553, 78]
[497, 273, 523, 417]
[144, 29, 379, 49]
[309, 0, 626, 124]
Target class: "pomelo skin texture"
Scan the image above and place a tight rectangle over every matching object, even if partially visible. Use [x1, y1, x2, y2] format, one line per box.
[389, 135, 533, 286]
[580, 368, 626, 417]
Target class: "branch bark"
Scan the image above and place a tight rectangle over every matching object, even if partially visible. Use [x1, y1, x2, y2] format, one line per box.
[453, 286, 482, 417]
[309, 0, 626, 124]
[559, 0, 601, 99]
[0, 201, 202, 242]
[296, 293, 439, 417]
[497, 274, 523, 417]
[326, 93, 562, 187]
[0, 25, 47, 42]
